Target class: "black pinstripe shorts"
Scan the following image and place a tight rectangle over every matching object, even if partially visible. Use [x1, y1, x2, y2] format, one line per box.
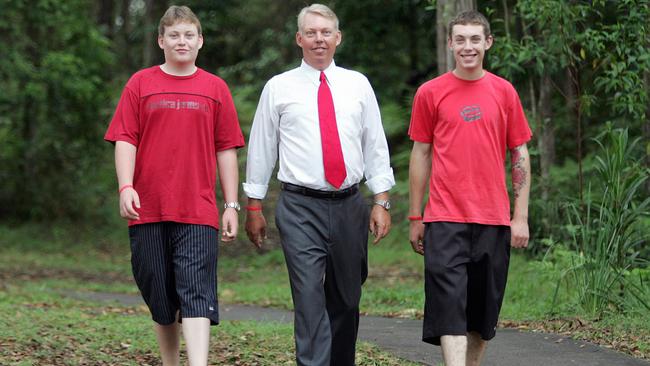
[128, 222, 219, 325]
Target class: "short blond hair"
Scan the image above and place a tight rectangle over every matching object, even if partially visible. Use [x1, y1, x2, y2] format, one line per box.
[159, 5, 202, 36]
[297, 4, 339, 32]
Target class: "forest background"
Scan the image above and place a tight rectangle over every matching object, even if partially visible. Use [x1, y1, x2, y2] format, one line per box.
[0, 0, 649, 363]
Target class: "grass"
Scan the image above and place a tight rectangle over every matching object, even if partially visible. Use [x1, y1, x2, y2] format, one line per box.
[1, 220, 649, 362]
[0, 275, 417, 365]
[0, 223, 419, 365]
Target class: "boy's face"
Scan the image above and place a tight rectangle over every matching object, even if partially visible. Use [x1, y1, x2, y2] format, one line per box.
[448, 24, 492, 74]
[158, 21, 203, 66]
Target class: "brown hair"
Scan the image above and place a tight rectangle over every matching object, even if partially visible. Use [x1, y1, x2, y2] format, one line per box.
[448, 10, 491, 39]
[158, 5, 202, 36]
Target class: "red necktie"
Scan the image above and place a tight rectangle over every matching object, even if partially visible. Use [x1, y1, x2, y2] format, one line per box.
[318, 71, 347, 189]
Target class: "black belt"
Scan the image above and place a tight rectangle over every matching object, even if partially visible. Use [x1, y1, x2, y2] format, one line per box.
[281, 182, 359, 199]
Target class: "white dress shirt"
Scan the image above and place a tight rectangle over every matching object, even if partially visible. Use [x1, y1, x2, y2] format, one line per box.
[243, 60, 395, 199]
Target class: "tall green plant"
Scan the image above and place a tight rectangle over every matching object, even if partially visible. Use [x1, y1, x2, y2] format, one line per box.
[562, 126, 649, 317]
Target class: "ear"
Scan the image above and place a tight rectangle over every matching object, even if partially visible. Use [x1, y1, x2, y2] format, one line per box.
[158, 34, 164, 49]
[447, 37, 452, 49]
[198, 34, 204, 50]
[296, 31, 303, 47]
[485, 35, 493, 50]
[335, 30, 342, 46]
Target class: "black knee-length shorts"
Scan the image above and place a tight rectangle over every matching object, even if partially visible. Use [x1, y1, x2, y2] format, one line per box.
[422, 222, 511, 345]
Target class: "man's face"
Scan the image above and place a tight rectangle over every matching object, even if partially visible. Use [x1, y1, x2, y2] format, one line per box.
[296, 13, 341, 70]
[158, 21, 203, 66]
[448, 24, 492, 74]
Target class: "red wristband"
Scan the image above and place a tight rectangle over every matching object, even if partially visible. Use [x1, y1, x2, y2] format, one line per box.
[246, 206, 263, 211]
[118, 185, 133, 194]
[408, 215, 423, 221]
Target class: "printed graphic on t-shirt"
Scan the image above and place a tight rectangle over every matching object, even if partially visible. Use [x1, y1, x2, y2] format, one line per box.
[460, 105, 482, 122]
[148, 98, 210, 112]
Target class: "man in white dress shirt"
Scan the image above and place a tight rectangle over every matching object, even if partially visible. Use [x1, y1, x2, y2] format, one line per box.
[243, 4, 395, 366]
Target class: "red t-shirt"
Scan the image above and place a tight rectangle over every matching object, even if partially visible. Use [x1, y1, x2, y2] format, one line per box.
[104, 66, 245, 229]
[409, 71, 532, 226]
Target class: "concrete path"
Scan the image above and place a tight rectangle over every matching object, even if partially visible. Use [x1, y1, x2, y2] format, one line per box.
[67, 291, 649, 366]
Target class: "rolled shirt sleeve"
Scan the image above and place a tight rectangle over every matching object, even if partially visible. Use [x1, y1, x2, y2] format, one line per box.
[243, 81, 280, 199]
[360, 77, 395, 195]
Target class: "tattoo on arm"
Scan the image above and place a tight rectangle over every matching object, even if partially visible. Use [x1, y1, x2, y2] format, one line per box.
[511, 145, 528, 200]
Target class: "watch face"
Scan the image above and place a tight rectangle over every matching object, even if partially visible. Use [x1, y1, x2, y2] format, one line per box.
[376, 200, 390, 210]
[224, 202, 241, 211]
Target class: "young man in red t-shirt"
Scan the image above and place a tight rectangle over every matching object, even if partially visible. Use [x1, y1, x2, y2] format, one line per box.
[104, 6, 244, 366]
[408, 10, 532, 366]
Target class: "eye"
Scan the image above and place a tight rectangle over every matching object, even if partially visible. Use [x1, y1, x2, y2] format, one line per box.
[305, 31, 315, 37]
[323, 31, 332, 37]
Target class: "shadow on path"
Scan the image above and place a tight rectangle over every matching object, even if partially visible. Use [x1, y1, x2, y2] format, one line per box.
[65, 291, 649, 366]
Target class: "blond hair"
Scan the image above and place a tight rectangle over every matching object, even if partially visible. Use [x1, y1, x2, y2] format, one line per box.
[158, 5, 202, 36]
[297, 4, 339, 32]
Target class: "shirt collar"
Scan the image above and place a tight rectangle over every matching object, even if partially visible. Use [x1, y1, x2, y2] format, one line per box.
[300, 59, 337, 85]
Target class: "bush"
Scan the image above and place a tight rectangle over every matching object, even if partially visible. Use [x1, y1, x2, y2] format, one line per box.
[562, 126, 649, 317]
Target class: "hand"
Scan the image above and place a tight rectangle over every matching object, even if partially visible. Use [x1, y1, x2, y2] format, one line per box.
[245, 211, 267, 248]
[510, 217, 529, 248]
[221, 208, 239, 242]
[409, 220, 424, 255]
[119, 188, 140, 220]
[369, 205, 391, 244]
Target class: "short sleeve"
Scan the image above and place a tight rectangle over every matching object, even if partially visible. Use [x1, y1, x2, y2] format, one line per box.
[505, 84, 532, 149]
[408, 86, 435, 143]
[214, 80, 245, 152]
[104, 85, 140, 146]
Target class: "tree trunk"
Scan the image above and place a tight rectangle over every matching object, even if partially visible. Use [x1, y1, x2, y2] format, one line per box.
[538, 74, 555, 201]
[120, 0, 133, 70]
[436, 0, 476, 75]
[408, 0, 418, 72]
[96, 0, 115, 40]
[644, 70, 650, 195]
[142, 0, 166, 68]
[566, 66, 583, 203]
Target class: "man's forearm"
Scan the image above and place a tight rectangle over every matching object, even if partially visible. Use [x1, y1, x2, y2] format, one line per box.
[510, 144, 531, 220]
[115, 141, 137, 187]
[373, 191, 389, 201]
[247, 197, 263, 208]
[409, 142, 432, 216]
[217, 149, 239, 203]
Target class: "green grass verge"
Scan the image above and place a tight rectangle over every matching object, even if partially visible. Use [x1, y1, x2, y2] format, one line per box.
[0, 278, 418, 365]
[1, 222, 648, 360]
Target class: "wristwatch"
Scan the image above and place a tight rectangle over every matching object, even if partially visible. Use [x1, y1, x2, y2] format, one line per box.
[223, 202, 241, 211]
[374, 200, 391, 210]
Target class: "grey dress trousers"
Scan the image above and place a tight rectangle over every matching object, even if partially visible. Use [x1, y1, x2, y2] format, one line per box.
[275, 184, 369, 366]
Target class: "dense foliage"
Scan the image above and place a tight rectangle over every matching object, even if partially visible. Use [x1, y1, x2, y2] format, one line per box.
[1, 0, 648, 266]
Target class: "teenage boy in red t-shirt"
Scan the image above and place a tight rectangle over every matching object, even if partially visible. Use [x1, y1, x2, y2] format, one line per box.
[104, 6, 244, 366]
[408, 10, 532, 366]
